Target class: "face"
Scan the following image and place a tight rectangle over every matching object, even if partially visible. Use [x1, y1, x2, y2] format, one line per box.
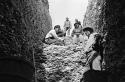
[75, 19, 78, 23]
[55, 28, 60, 32]
[75, 24, 79, 29]
[85, 31, 90, 36]
[66, 18, 69, 21]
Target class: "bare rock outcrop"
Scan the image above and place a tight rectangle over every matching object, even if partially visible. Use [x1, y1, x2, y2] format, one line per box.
[0, 0, 52, 81]
[83, 0, 106, 32]
[83, 0, 125, 82]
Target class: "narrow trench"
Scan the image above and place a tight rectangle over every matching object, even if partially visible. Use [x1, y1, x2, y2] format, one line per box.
[0, 0, 125, 82]
[40, 0, 91, 82]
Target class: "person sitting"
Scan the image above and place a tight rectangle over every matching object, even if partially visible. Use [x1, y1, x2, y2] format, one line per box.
[81, 33, 88, 47]
[72, 19, 83, 45]
[74, 19, 79, 28]
[80, 27, 108, 82]
[82, 27, 102, 70]
[56, 27, 65, 37]
[44, 25, 64, 45]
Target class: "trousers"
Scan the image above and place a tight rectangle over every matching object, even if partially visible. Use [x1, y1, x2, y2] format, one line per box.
[72, 34, 83, 44]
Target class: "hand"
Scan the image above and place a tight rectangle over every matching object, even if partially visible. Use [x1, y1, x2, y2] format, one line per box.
[102, 61, 106, 66]
[84, 51, 88, 55]
[59, 38, 64, 41]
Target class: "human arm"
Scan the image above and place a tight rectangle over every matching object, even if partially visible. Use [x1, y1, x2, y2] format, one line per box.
[84, 34, 96, 53]
[79, 26, 83, 34]
[50, 30, 63, 40]
[85, 50, 98, 66]
[71, 29, 75, 37]
[57, 30, 65, 37]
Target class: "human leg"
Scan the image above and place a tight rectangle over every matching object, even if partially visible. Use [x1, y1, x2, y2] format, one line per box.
[65, 27, 70, 36]
[73, 35, 78, 44]
[67, 28, 70, 36]
[86, 51, 101, 70]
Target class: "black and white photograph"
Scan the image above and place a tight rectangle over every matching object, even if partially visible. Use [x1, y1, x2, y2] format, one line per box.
[0, 0, 125, 82]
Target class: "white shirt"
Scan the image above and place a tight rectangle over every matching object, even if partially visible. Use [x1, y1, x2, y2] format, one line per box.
[64, 20, 72, 28]
[45, 29, 62, 40]
[84, 32, 101, 70]
[45, 30, 58, 39]
[83, 35, 89, 41]
[92, 55, 101, 70]
[84, 33, 98, 52]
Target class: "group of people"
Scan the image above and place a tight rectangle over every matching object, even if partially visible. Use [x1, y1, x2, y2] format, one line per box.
[44, 17, 92, 45]
[44, 17, 105, 68]
[44, 17, 106, 82]
[63, 17, 86, 45]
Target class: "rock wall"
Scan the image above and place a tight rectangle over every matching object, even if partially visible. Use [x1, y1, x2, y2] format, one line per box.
[104, 0, 125, 82]
[83, 0, 125, 82]
[0, 0, 52, 81]
[0, 0, 52, 61]
[83, 0, 106, 32]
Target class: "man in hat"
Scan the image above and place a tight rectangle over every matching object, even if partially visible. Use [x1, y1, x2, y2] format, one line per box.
[63, 17, 72, 36]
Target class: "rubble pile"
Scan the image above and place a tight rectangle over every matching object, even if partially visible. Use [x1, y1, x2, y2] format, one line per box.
[42, 37, 88, 82]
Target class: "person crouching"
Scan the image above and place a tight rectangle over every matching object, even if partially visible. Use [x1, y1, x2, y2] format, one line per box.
[72, 20, 83, 45]
[80, 27, 108, 82]
[44, 25, 64, 45]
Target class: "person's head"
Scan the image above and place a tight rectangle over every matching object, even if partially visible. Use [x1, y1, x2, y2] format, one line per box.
[54, 25, 60, 32]
[83, 27, 94, 36]
[75, 19, 78, 23]
[74, 23, 79, 29]
[78, 21, 81, 25]
[66, 17, 69, 21]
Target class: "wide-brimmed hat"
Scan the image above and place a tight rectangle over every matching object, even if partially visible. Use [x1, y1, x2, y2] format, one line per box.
[83, 27, 94, 33]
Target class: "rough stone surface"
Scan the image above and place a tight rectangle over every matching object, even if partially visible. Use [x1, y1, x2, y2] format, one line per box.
[83, 0, 106, 32]
[0, 0, 52, 60]
[83, 0, 125, 82]
[0, 0, 52, 81]
[104, 0, 125, 82]
[42, 37, 88, 82]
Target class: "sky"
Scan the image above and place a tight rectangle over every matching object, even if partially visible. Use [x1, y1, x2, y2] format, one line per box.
[48, 0, 88, 29]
